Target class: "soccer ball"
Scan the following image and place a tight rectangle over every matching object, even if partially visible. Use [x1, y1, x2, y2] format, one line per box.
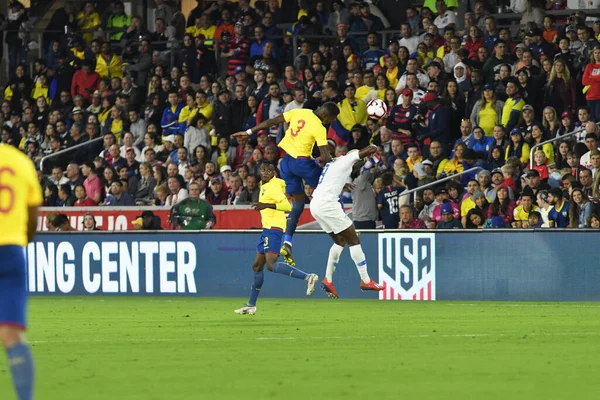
[366, 99, 388, 119]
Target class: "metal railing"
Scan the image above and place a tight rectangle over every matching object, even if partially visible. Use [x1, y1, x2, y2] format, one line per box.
[399, 166, 484, 203]
[528, 126, 589, 170]
[40, 136, 103, 172]
[491, 8, 600, 21]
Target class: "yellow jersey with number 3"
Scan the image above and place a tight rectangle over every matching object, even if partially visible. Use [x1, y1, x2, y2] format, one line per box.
[0, 144, 43, 247]
[259, 177, 291, 230]
[279, 109, 328, 159]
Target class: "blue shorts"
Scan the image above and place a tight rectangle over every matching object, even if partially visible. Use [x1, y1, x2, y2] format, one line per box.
[256, 228, 283, 255]
[279, 154, 323, 195]
[0, 245, 28, 329]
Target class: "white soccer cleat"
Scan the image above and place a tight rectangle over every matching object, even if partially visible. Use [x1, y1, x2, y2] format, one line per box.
[306, 273, 319, 296]
[234, 305, 257, 315]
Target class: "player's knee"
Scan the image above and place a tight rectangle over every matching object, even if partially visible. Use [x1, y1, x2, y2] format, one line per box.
[289, 198, 305, 220]
[346, 236, 360, 246]
[252, 263, 263, 272]
[0, 326, 24, 348]
[335, 237, 346, 247]
[265, 263, 274, 272]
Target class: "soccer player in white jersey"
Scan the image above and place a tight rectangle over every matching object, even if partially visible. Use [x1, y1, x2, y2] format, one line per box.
[311, 144, 384, 298]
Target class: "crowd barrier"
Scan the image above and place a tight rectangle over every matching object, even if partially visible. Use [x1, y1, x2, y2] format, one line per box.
[27, 230, 600, 301]
[38, 207, 317, 230]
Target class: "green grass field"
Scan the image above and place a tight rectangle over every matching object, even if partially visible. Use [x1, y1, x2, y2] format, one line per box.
[1, 298, 600, 400]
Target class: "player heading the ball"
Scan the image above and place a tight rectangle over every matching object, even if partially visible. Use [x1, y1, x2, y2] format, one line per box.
[232, 102, 340, 267]
[311, 145, 384, 298]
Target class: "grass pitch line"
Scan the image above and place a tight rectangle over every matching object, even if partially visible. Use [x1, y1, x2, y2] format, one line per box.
[444, 303, 600, 308]
[28, 331, 600, 345]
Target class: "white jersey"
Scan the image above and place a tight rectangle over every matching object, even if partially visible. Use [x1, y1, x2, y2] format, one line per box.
[312, 150, 361, 203]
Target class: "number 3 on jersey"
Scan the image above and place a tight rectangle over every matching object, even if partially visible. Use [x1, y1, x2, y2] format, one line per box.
[289, 119, 305, 137]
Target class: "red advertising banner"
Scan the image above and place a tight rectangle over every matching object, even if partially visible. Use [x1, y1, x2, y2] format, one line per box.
[38, 207, 317, 231]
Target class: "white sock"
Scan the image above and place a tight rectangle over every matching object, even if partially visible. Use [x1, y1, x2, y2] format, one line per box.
[326, 244, 344, 282]
[349, 245, 370, 284]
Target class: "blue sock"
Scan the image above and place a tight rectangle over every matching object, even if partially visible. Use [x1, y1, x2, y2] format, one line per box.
[248, 271, 264, 306]
[272, 261, 309, 280]
[285, 198, 305, 244]
[7, 343, 34, 400]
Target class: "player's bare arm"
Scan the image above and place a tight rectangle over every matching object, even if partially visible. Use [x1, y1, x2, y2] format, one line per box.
[318, 145, 332, 164]
[358, 145, 378, 159]
[232, 114, 286, 139]
[252, 202, 276, 210]
[27, 206, 39, 243]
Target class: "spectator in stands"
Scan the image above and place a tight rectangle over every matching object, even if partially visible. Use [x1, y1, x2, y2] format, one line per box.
[74, 184, 97, 206]
[238, 174, 260, 204]
[82, 213, 100, 230]
[585, 214, 600, 228]
[548, 187, 569, 228]
[65, 163, 84, 191]
[81, 162, 102, 203]
[54, 213, 75, 231]
[399, 204, 426, 228]
[436, 202, 462, 229]
[488, 185, 515, 226]
[71, 60, 101, 103]
[58, 183, 77, 207]
[206, 177, 228, 205]
[569, 188, 593, 228]
[582, 45, 600, 121]
[105, 1, 131, 43]
[161, 90, 183, 136]
[416, 92, 451, 154]
[470, 84, 504, 137]
[165, 176, 188, 206]
[512, 189, 537, 228]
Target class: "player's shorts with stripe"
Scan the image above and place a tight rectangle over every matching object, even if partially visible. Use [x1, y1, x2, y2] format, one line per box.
[279, 154, 323, 195]
[256, 228, 284, 255]
[310, 198, 353, 234]
[0, 245, 28, 329]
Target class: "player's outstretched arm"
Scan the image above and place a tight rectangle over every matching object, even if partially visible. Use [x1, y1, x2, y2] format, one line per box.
[358, 145, 378, 159]
[232, 114, 286, 139]
[252, 200, 292, 212]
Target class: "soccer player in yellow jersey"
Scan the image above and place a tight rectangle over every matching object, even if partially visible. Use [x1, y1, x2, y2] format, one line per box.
[0, 144, 42, 400]
[232, 102, 340, 267]
[234, 163, 319, 315]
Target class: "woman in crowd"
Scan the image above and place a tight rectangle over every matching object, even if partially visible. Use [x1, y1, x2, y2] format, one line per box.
[465, 208, 486, 228]
[585, 214, 600, 228]
[212, 137, 237, 169]
[153, 165, 168, 187]
[544, 59, 576, 116]
[530, 124, 555, 164]
[582, 45, 600, 120]
[443, 142, 467, 177]
[44, 183, 60, 206]
[569, 188, 593, 228]
[194, 145, 209, 169]
[553, 141, 571, 170]
[470, 84, 504, 137]
[505, 130, 530, 165]
[488, 185, 515, 227]
[542, 106, 561, 139]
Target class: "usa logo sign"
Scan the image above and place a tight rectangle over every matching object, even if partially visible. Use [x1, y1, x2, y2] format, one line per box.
[378, 233, 436, 300]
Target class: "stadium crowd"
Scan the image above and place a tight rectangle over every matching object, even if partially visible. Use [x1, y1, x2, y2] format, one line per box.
[3, 0, 600, 229]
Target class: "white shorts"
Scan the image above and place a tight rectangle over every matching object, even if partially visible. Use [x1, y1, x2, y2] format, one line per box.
[310, 198, 353, 234]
